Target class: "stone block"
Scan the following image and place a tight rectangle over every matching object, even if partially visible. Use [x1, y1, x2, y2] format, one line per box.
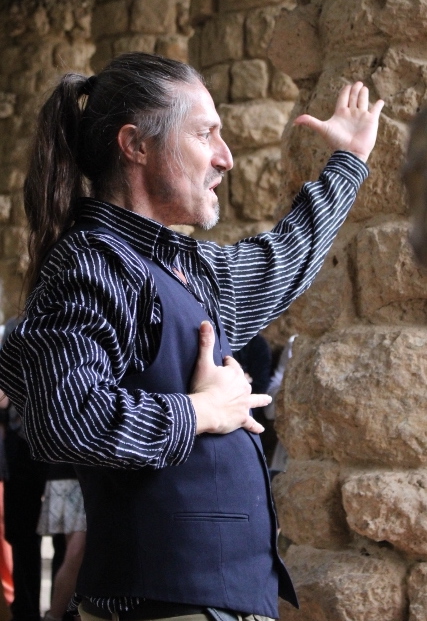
[2, 225, 25, 260]
[372, 0, 427, 42]
[331, 90, 407, 224]
[219, 0, 295, 11]
[0, 92, 16, 119]
[10, 192, 26, 228]
[130, 0, 177, 35]
[156, 34, 188, 63]
[0, 196, 11, 223]
[200, 14, 244, 68]
[189, 0, 216, 26]
[0, 258, 24, 323]
[342, 469, 427, 556]
[113, 35, 156, 56]
[89, 40, 114, 73]
[272, 459, 351, 548]
[219, 99, 294, 150]
[408, 563, 427, 621]
[231, 59, 268, 101]
[10, 70, 37, 96]
[91, 2, 128, 38]
[278, 223, 357, 337]
[204, 64, 230, 105]
[230, 147, 281, 219]
[372, 48, 427, 122]
[246, 5, 287, 59]
[279, 545, 407, 621]
[268, 4, 323, 81]
[270, 70, 298, 101]
[356, 220, 427, 324]
[279, 327, 427, 467]
[0, 167, 25, 194]
[319, 0, 388, 61]
[53, 41, 95, 73]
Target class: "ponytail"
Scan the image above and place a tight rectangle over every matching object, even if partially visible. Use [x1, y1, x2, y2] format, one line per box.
[24, 73, 91, 297]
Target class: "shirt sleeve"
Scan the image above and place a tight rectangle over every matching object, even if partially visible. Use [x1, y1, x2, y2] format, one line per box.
[6, 233, 196, 470]
[200, 151, 368, 350]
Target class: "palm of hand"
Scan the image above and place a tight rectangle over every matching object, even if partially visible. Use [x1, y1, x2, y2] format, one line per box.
[294, 82, 384, 163]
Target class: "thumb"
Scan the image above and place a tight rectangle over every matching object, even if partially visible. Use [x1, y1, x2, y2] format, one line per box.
[196, 321, 216, 370]
[293, 113, 325, 135]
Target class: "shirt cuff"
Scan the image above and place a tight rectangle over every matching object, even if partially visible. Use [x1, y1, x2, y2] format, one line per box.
[324, 150, 369, 189]
[157, 393, 196, 468]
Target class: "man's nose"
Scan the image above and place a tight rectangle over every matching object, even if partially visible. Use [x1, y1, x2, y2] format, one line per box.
[213, 137, 233, 172]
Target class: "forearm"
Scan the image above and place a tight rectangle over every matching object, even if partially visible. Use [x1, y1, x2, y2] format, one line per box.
[206, 151, 368, 350]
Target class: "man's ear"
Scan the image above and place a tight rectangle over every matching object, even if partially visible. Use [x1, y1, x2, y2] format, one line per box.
[117, 124, 147, 164]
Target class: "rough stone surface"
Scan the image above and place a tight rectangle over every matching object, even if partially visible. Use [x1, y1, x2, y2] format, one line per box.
[130, 0, 177, 35]
[279, 544, 408, 621]
[342, 469, 427, 556]
[272, 459, 351, 548]
[356, 219, 427, 324]
[92, 1, 128, 37]
[204, 63, 230, 105]
[277, 223, 357, 337]
[268, 4, 323, 80]
[219, 99, 294, 150]
[230, 147, 281, 219]
[408, 563, 427, 621]
[278, 327, 427, 467]
[0, 196, 12, 223]
[231, 59, 269, 101]
[200, 13, 244, 67]
[246, 4, 296, 59]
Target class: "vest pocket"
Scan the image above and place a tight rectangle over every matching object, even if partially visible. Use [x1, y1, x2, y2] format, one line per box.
[174, 512, 249, 522]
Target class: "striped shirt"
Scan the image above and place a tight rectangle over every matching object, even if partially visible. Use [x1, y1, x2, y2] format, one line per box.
[0, 150, 367, 612]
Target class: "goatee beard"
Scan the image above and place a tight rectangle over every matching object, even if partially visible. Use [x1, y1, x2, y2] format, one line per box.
[199, 201, 220, 230]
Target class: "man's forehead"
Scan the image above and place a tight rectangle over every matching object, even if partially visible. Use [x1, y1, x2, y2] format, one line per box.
[184, 83, 222, 128]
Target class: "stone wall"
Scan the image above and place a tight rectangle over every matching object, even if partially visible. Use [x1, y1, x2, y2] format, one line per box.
[264, 1, 427, 620]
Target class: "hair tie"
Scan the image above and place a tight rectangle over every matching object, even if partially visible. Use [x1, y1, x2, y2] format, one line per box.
[82, 74, 97, 96]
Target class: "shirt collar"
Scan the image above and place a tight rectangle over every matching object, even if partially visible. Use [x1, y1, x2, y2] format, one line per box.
[75, 198, 199, 262]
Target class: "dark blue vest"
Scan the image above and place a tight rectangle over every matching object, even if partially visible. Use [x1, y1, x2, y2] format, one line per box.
[74, 227, 298, 616]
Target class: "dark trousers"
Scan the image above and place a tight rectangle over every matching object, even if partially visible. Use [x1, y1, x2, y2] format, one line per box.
[4, 430, 47, 621]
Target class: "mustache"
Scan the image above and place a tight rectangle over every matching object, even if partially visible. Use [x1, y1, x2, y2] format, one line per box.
[204, 169, 225, 189]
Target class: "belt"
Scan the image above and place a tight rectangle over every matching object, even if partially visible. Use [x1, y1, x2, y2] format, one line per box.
[81, 598, 206, 620]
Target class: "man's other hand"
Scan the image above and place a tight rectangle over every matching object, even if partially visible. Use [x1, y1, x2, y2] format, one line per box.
[189, 321, 271, 435]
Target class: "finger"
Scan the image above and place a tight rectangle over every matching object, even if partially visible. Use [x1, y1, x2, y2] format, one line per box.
[197, 321, 216, 368]
[335, 83, 352, 110]
[249, 393, 273, 409]
[348, 81, 364, 108]
[243, 416, 265, 435]
[357, 85, 369, 110]
[223, 355, 245, 373]
[293, 114, 324, 134]
[370, 98, 385, 118]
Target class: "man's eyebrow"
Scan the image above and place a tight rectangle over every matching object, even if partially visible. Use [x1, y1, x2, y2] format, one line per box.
[193, 117, 222, 130]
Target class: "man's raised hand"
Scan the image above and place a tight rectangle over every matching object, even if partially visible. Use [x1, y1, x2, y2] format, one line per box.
[189, 321, 271, 435]
[293, 81, 384, 163]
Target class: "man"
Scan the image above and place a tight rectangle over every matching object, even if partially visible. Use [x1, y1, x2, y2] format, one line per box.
[0, 53, 383, 621]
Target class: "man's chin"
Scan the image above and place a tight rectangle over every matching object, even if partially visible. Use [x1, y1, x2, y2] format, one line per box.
[197, 202, 220, 231]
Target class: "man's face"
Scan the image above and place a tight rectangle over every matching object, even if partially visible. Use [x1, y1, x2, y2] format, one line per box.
[144, 82, 233, 229]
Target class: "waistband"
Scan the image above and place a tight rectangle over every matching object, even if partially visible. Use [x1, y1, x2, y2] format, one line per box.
[80, 598, 206, 620]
